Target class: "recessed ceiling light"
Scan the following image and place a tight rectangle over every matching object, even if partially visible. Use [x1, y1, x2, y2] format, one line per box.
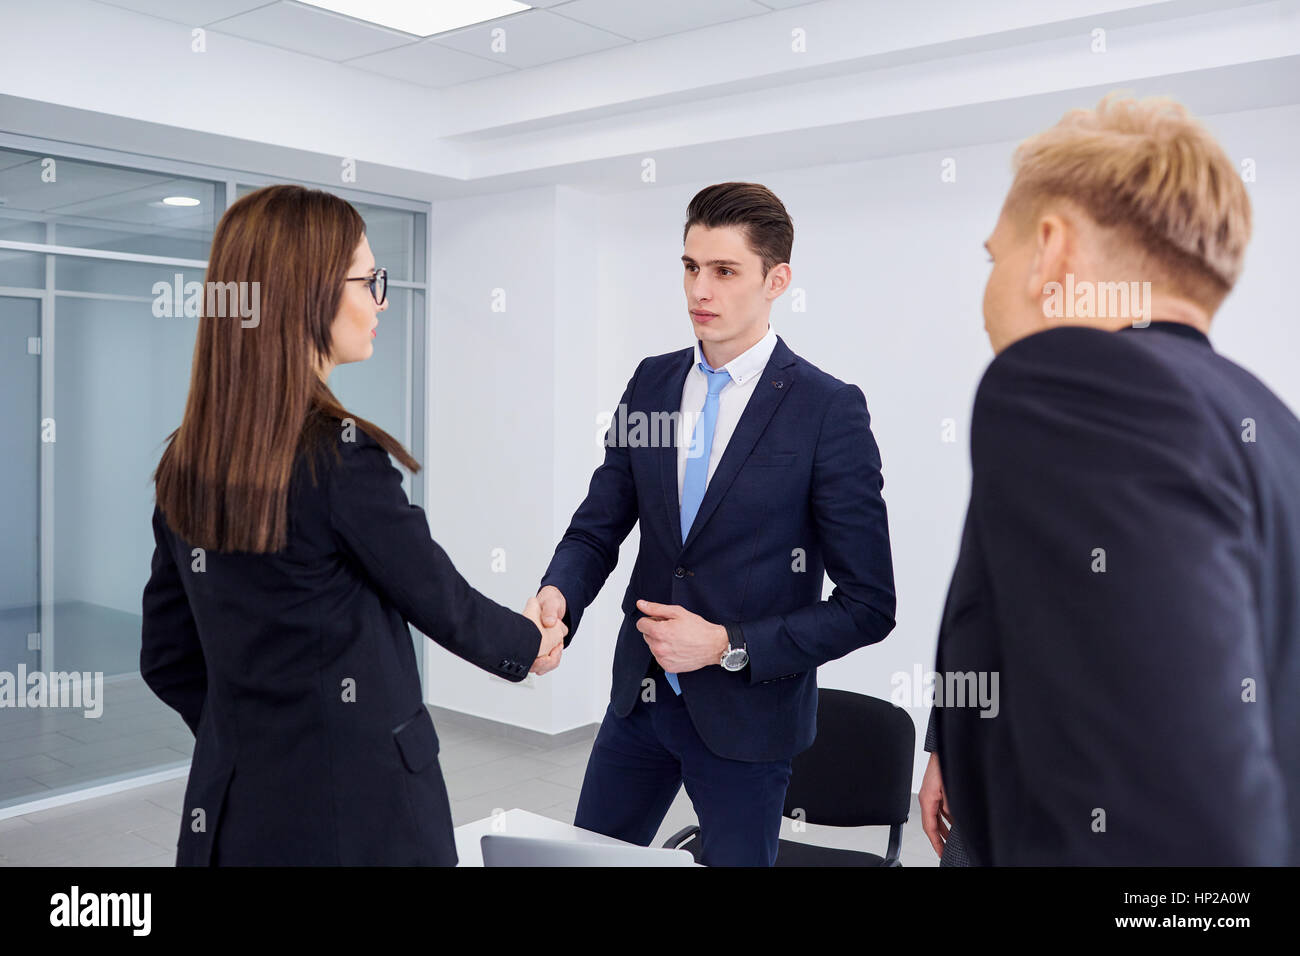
[298, 1, 531, 38]
[162, 196, 201, 206]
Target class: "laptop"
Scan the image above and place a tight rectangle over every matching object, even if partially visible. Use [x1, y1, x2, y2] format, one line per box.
[480, 834, 698, 867]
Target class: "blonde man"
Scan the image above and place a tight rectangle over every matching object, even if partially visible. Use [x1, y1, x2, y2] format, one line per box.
[927, 93, 1298, 865]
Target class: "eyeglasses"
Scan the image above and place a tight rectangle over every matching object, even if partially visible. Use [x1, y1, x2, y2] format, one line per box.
[346, 267, 387, 306]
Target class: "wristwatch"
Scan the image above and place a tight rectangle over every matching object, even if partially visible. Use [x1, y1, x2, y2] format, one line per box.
[719, 623, 749, 672]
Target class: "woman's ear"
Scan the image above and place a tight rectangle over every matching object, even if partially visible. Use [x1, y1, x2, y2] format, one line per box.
[1027, 213, 1070, 303]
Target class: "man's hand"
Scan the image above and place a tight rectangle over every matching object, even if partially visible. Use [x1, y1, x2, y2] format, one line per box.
[523, 594, 567, 667]
[527, 586, 568, 675]
[918, 751, 953, 858]
[536, 585, 567, 629]
[635, 600, 728, 673]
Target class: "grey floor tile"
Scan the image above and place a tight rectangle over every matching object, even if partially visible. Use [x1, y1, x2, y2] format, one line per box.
[0, 732, 84, 763]
[144, 781, 189, 816]
[449, 777, 580, 827]
[0, 753, 74, 779]
[29, 830, 164, 867]
[44, 730, 185, 767]
[30, 749, 189, 789]
[442, 754, 560, 802]
[529, 738, 598, 769]
[536, 759, 588, 791]
[534, 791, 581, 825]
[129, 820, 182, 851]
[0, 777, 51, 801]
[436, 734, 542, 774]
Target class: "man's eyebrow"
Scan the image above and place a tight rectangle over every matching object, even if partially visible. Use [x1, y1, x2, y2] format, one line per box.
[681, 256, 742, 267]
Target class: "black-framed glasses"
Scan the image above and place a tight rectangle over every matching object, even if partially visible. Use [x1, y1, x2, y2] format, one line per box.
[346, 267, 387, 306]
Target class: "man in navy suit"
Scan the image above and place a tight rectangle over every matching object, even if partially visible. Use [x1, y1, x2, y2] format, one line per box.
[930, 94, 1299, 865]
[530, 182, 896, 866]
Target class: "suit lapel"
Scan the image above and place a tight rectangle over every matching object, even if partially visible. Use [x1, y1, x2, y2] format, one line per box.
[653, 349, 695, 551]
[680, 336, 798, 551]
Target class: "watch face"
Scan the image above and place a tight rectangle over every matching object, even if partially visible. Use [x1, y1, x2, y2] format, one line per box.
[722, 648, 748, 671]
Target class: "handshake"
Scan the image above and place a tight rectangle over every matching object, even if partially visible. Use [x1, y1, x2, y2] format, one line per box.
[520, 586, 731, 678]
[522, 585, 569, 676]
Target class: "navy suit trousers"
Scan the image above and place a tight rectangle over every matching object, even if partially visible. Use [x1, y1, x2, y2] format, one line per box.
[574, 671, 793, 866]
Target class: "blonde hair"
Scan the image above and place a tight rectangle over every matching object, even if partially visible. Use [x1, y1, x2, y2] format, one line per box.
[1005, 92, 1251, 310]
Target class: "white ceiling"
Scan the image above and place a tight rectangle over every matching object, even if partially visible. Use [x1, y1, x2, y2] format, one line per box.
[92, 0, 825, 88]
[5, 0, 1295, 205]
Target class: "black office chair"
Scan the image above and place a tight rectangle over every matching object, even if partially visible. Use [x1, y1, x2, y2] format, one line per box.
[662, 689, 915, 866]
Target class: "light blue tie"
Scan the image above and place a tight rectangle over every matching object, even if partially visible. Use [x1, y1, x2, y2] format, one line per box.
[665, 361, 731, 695]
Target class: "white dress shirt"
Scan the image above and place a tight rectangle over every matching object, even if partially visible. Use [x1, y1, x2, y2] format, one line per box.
[676, 323, 779, 505]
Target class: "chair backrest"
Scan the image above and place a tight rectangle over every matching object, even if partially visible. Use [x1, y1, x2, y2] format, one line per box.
[782, 688, 915, 828]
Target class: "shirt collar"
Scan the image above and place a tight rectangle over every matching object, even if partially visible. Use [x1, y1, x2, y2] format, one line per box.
[693, 324, 778, 386]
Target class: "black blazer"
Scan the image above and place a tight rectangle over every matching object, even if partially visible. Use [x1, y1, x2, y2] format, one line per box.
[140, 424, 542, 865]
[935, 322, 1300, 865]
[541, 335, 896, 762]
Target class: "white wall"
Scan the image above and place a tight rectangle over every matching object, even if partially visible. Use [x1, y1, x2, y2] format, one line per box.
[423, 186, 575, 732]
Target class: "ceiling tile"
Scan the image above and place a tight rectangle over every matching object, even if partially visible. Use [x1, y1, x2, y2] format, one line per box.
[751, 0, 824, 9]
[208, 1, 418, 61]
[430, 9, 628, 70]
[94, 0, 271, 26]
[553, 0, 770, 42]
[346, 39, 515, 87]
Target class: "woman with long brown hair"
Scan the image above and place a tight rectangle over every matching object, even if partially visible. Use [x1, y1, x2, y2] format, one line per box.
[141, 184, 565, 865]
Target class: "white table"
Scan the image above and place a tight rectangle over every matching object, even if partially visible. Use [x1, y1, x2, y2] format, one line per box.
[453, 808, 637, 866]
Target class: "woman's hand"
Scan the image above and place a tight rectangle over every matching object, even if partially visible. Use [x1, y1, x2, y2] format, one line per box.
[523, 593, 567, 674]
[919, 751, 953, 858]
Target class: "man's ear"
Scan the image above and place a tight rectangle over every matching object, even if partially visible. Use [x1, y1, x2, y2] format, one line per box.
[766, 263, 792, 299]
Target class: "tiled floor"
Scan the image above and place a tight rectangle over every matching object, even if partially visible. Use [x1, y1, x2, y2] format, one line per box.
[0, 704, 941, 867]
[0, 673, 192, 804]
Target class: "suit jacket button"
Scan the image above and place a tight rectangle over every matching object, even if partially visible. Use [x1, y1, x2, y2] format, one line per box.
[674, 567, 686, 578]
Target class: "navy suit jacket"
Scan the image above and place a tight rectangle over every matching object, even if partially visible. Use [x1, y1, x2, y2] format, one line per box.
[541, 335, 896, 762]
[935, 322, 1300, 865]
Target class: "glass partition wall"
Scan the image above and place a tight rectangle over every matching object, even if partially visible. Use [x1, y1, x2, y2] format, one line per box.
[0, 144, 428, 812]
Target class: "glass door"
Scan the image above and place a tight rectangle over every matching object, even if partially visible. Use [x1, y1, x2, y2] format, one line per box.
[0, 295, 41, 686]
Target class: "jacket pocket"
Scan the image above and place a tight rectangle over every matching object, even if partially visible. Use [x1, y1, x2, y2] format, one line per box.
[393, 706, 440, 773]
[748, 452, 798, 468]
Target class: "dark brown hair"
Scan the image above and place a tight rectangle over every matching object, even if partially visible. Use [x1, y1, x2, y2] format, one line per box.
[682, 182, 793, 276]
[154, 184, 419, 554]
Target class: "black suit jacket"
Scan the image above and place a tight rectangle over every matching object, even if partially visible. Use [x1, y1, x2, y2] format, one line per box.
[140, 424, 541, 865]
[541, 335, 896, 762]
[935, 322, 1299, 865]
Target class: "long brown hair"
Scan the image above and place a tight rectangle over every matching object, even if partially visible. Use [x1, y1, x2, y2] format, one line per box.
[154, 184, 420, 553]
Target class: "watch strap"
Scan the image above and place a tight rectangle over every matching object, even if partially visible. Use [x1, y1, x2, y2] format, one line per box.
[722, 622, 747, 669]
[724, 622, 746, 652]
